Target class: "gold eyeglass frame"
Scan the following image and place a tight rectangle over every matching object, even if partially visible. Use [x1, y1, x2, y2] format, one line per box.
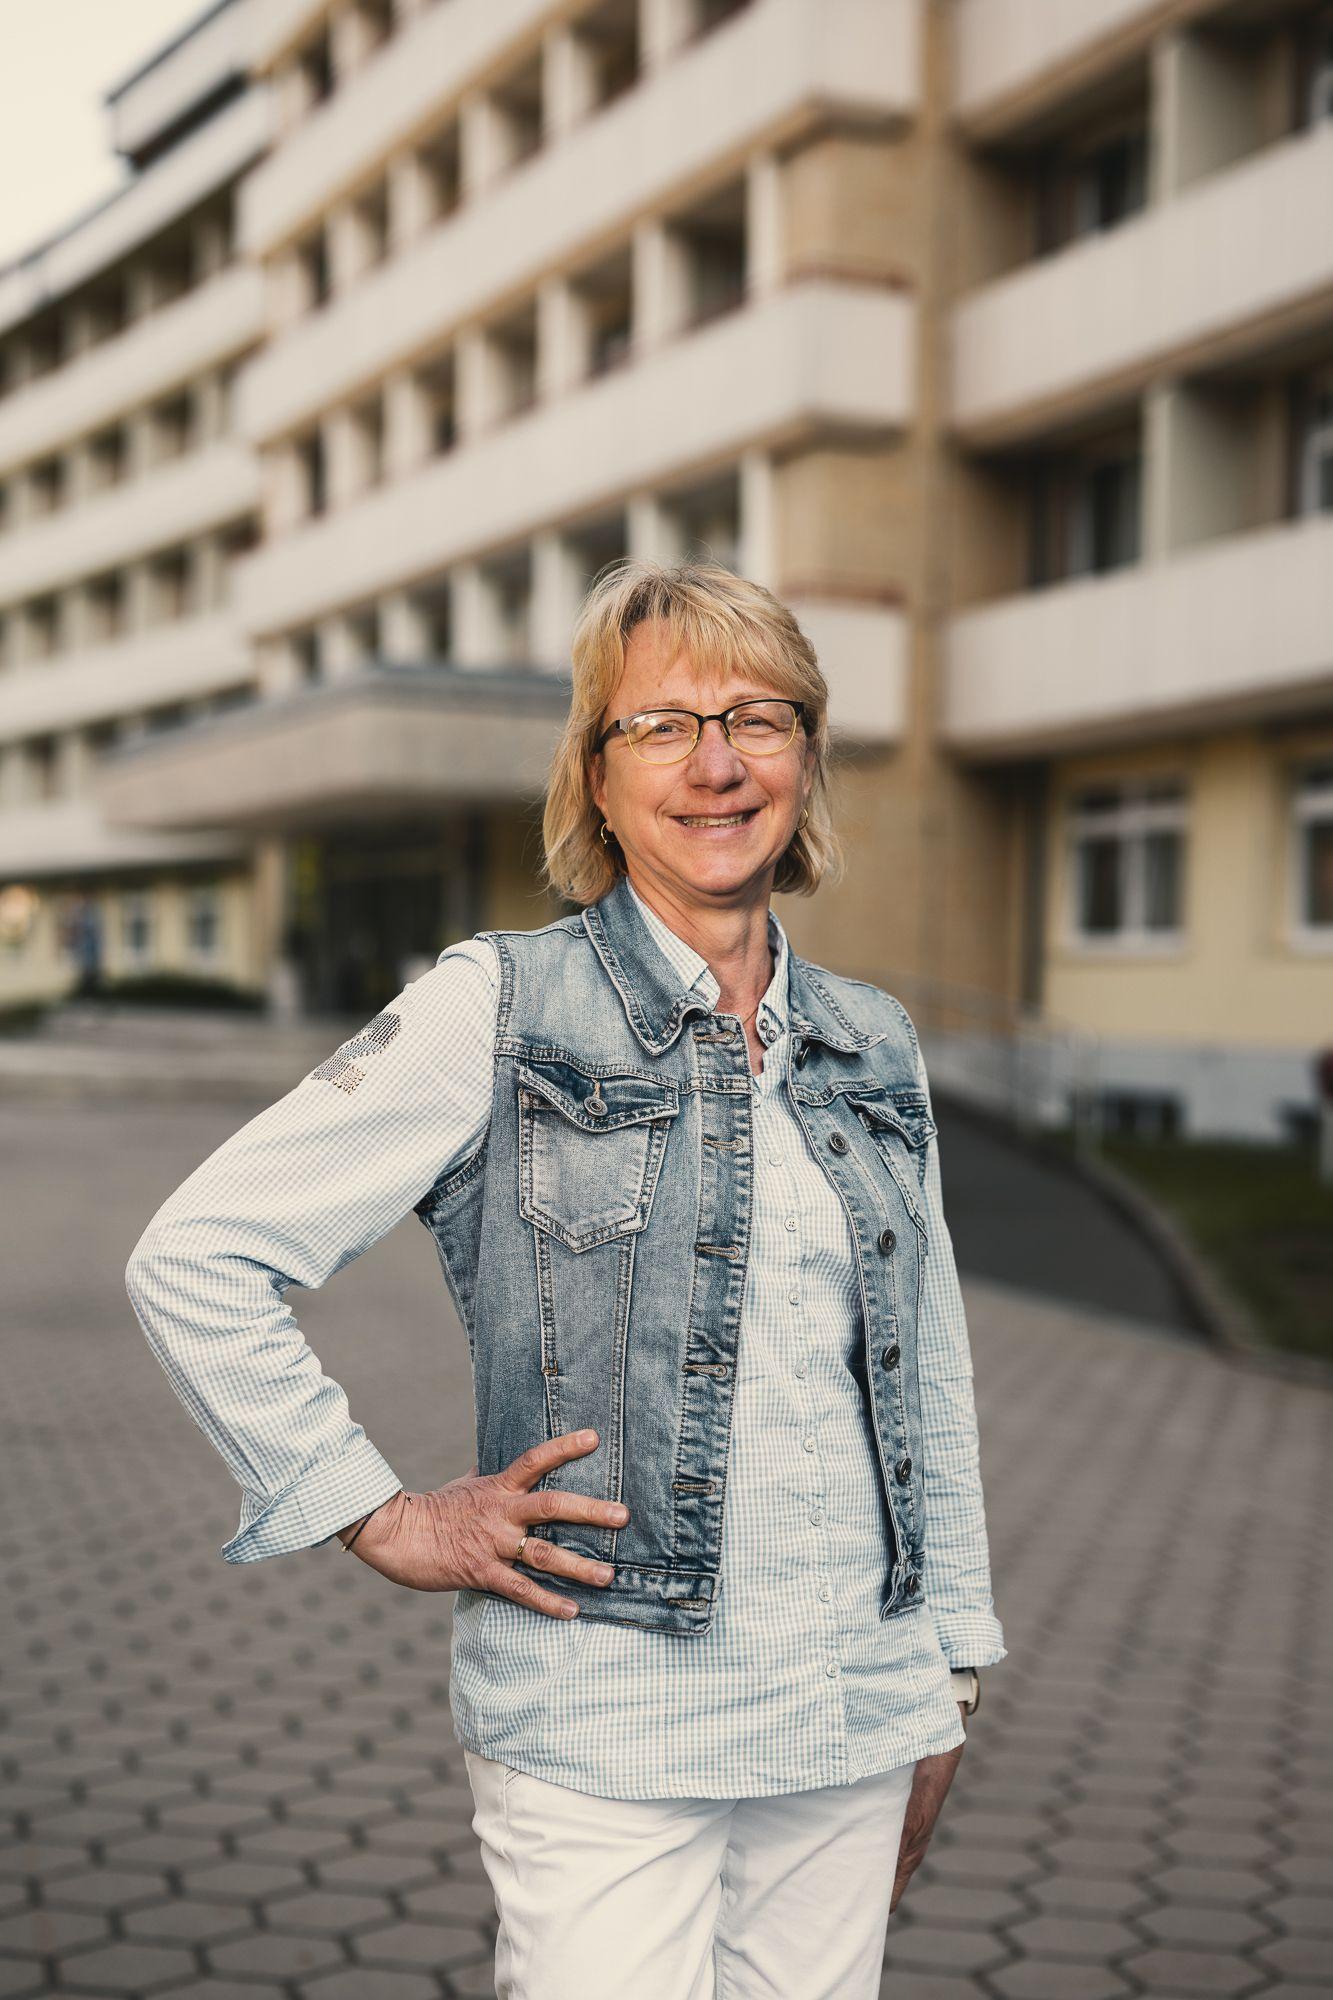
[593, 699, 808, 765]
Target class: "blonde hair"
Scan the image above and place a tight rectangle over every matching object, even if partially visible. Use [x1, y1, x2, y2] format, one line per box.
[542, 558, 844, 906]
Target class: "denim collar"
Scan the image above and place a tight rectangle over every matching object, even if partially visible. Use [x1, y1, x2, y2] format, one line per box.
[582, 870, 880, 1058]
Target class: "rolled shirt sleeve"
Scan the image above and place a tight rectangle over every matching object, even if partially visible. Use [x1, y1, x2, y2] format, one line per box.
[124, 940, 499, 1564]
[910, 1034, 1008, 1669]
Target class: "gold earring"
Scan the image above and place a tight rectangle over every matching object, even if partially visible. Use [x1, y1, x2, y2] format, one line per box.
[599, 822, 612, 846]
[797, 808, 809, 830]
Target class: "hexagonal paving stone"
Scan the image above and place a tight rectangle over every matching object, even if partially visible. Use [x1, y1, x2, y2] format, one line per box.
[0, 1905, 108, 1954]
[1261, 1891, 1333, 1935]
[296, 1970, 441, 2000]
[1136, 1902, 1273, 1949]
[53, 1937, 199, 1991]
[401, 1878, 496, 1925]
[892, 1881, 1026, 1929]
[1022, 1874, 1152, 1919]
[880, 1924, 1009, 1974]
[317, 1851, 441, 1894]
[987, 1961, 1135, 2000]
[155, 1983, 288, 1999]
[1003, 1913, 1143, 1960]
[1255, 1933, 1333, 1981]
[351, 1918, 478, 1972]
[178, 1857, 305, 1902]
[1119, 1945, 1258, 1994]
[38, 1866, 169, 1912]
[207, 1930, 348, 1980]
[0, 1959, 44, 2000]
[121, 1896, 255, 1945]
[260, 1887, 396, 1933]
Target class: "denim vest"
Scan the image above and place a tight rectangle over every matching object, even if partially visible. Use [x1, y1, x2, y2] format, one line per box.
[413, 872, 938, 1638]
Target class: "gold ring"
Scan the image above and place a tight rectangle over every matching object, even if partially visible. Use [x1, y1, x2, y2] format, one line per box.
[514, 1532, 530, 1562]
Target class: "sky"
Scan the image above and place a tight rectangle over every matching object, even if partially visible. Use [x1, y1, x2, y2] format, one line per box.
[0, 0, 209, 269]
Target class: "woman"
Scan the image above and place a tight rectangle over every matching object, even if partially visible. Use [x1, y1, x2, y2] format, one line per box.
[126, 559, 1005, 2000]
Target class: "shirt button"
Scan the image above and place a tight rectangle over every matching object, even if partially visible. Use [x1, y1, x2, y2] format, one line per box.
[802, 1435, 815, 1452]
[809, 1507, 825, 1526]
[794, 1362, 807, 1380]
[784, 1216, 797, 1231]
[788, 1290, 799, 1305]
[825, 1661, 840, 1678]
[818, 1583, 831, 1602]
[768, 1153, 782, 1167]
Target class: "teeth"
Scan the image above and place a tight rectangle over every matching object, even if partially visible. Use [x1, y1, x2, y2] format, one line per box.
[678, 811, 753, 827]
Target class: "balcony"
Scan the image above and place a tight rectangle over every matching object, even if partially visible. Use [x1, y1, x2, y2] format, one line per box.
[238, 278, 912, 636]
[0, 443, 259, 604]
[94, 663, 572, 835]
[0, 266, 262, 475]
[0, 92, 269, 340]
[941, 516, 1333, 758]
[0, 614, 251, 740]
[0, 798, 245, 878]
[240, 0, 919, 437]
[951, 127, 1333, 446]
[953, 0, 1158, 140]
[106, 0, 253, 166]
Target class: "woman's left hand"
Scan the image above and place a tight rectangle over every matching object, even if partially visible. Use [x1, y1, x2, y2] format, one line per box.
[889, 1712, 968, 1913]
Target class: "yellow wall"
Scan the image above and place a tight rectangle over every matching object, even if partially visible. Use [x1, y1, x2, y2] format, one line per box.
[1044, 724, 1333, 1047]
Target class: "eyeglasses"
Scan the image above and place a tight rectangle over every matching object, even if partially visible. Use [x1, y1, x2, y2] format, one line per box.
[593, 699, 807, 764]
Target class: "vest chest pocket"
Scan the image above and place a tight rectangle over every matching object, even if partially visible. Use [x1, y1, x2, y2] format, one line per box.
[844, 1091, 938, 1221]
[515, 1058, 681, 1254]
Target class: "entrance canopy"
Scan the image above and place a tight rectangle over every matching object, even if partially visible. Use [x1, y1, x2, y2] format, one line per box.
[94, 663, 574, 834]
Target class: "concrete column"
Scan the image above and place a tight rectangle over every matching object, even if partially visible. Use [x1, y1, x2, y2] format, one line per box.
[638, 0, 696, 73]
[267, 251, 307, 332]
[125, 264, 158, 321]
[0, 746, 25, 812]
[381, 589, 429, 663]
[257, 638, 301, 699]
[383, 367, 432, 477]
[123, 563, 155, 636]
[542, 23, 599, 142]
[455, 327, 509, 438]
[1152, 28, 1259, 202]
[326, 199, 372, 296]
[628, 491, 684, 563]
[55, 732, 92, 801]
[195, 370, 229, 444]
[195, 534, 230, 611]
[262, 442, 308, 536]
[745, 151, 783, 300]
[124, 411, 157, 479]
[330, 1, 378, 83]
[537, 277, 591, 401]
[251, 834, 299, 1019]
[1144, 379, 1259, 558]
[459, 91, 514, 197]
[452, 561, 509, 667]
[324, 408, 370, 508]
[387, 148, 435, 249]
[66, 442, 98, 506]
[739, 448, 776, 585]
[65, 586, 98, 654]
[531, 532, 585, 670]
[318, 615, 364, 681]
[632, 217, 690, 351]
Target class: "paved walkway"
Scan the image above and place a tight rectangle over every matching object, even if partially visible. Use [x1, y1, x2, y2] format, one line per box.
[3, 1098, 1331, 2000]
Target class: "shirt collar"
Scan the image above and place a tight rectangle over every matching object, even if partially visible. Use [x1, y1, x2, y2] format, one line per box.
[625, 875, 790, 1038]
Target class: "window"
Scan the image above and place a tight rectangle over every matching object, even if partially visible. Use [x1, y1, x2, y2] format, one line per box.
[1030, 437, 1142, 584]
[120, 891, 153, 966]
[185, 883, 222, 961]
[1292, 761, 1333, 936]
[1303, 7, 1333, 126]
[1067, 777, 1186, 946]
[1297, 367, 1333, 516]
[1035, 116, 1149, 255]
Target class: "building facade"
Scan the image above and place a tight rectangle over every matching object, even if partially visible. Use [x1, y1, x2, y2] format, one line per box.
[1, 0, 1330, 1140]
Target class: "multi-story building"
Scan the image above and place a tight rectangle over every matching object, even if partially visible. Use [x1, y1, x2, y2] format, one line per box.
[0, 0, 268, 1003]
[4, 0, 1330, 1142]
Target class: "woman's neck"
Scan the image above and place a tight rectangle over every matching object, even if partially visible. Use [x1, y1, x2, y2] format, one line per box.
[624, 872, 774, 1018]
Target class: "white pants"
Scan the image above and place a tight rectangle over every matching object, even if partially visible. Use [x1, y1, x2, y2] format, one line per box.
[462, 1747, 917, 2000]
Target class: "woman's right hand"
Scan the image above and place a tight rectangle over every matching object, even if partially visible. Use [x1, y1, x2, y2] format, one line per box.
[337, 1429, 628, 1617]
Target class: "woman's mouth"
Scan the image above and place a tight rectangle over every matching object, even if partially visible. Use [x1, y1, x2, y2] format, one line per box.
[671, 807, 761, 831]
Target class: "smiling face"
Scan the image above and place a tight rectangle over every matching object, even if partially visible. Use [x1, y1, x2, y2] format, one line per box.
[588, 617, 816, 914]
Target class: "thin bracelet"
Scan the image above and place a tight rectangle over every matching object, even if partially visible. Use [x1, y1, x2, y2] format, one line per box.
[340, 1492, 404, 1553]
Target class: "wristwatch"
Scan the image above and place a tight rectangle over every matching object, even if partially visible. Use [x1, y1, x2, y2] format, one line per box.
[950, 1667, 980, 1715]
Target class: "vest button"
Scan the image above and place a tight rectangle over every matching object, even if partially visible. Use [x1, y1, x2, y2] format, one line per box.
[586, 1095, 607, 1118]
[903, 1574, 920, 1595]
[827, 1131, 848, 1154]
[794, 1041, 810, 1067]
[878, 1228, 896, 1254]
[880, 1343, 901, 1370]
[895, 1456, 912, 1483]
